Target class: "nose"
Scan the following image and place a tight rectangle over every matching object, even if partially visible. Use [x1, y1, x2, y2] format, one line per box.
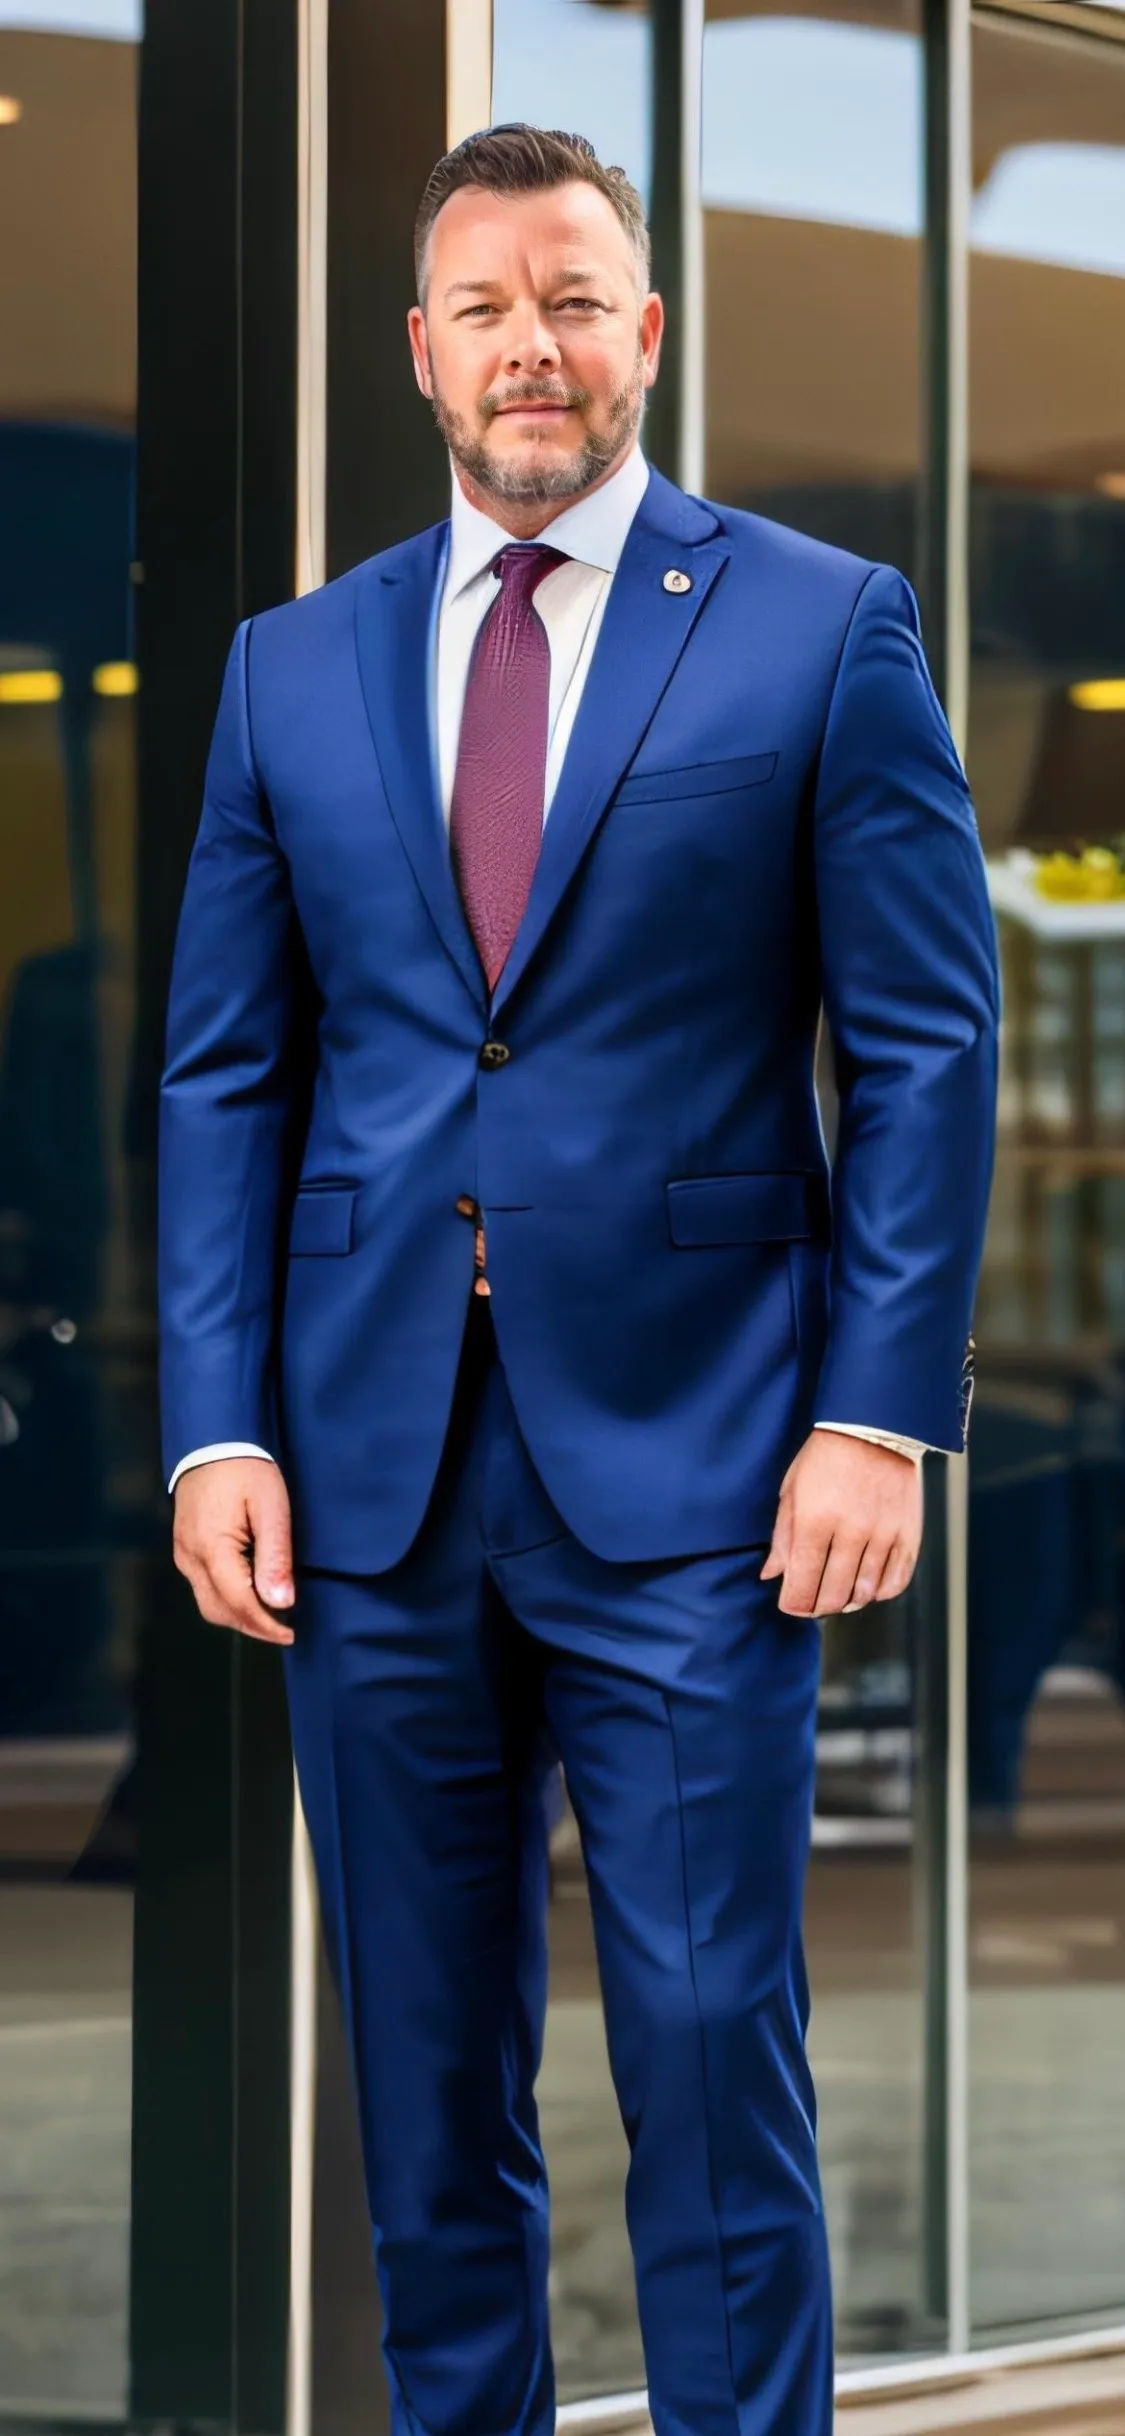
[501, 302, 561, 377]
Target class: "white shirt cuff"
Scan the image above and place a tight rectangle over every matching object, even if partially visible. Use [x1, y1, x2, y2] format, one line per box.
[814, 1421, 930, 1464]
[169, 1443, 277, 1493]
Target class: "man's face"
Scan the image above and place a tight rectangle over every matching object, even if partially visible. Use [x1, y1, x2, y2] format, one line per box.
[408, 180, 663, 511]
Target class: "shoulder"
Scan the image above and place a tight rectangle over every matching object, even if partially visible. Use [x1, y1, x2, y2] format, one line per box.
[245, 520, 449, 656]
[701, 493, 890, 604]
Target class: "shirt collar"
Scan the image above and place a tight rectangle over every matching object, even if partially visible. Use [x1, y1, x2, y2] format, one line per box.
[444, 443, 650, 604]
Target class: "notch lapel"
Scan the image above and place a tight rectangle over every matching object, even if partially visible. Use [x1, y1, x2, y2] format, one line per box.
[353, 525, 487, 1013]
[489, 477, 730, 1023]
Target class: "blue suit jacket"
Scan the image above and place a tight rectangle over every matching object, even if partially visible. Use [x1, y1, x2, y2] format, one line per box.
[159, 467, 1000, 1572]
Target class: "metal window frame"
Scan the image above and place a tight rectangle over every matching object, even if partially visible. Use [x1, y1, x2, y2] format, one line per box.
[287, 8, 328, 2436]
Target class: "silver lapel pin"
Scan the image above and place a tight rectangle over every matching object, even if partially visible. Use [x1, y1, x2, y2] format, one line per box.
[663, 568, 692, 595]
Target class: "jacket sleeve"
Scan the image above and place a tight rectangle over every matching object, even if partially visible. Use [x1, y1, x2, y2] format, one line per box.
[158, 620, 300, 1484]
[811, 564, 1000, 1452]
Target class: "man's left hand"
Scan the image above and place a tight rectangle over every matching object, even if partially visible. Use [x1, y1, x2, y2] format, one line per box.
[760, 1429, 923, 1618]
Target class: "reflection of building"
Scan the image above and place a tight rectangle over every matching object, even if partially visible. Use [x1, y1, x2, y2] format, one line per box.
[2, 0, 1124, 2426]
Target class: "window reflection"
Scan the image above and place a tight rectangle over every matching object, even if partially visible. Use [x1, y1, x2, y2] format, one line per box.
[703, 0, 922, 579]
[0, 14, 143, 2415]
[701, 0, 931, 2359]
[968, 7, 1125, 2341]
[491, 0, 651, 203]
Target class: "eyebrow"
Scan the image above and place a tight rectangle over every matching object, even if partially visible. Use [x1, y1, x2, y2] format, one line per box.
[442, 266, 611, 303]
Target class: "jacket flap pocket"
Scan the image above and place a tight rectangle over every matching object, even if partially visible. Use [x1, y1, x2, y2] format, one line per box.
[666, 1171, 828, 1247]
[289, 1183, 358, 1256]
[616, 750, 778, 807]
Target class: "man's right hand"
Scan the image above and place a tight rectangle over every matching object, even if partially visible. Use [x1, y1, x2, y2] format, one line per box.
[173, 1458, 296, 1646]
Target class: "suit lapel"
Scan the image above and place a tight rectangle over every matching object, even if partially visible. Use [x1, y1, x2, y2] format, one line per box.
[353, 524, 487, 1013]
[489, 473, 730, 1022]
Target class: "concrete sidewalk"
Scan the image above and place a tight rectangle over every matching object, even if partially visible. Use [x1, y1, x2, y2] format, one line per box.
[593, 2353, 1125, 2436]
[837, 2352, 1125, 2433]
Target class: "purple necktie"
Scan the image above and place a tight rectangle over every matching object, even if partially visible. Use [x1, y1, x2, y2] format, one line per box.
[449, 542, 566, 991]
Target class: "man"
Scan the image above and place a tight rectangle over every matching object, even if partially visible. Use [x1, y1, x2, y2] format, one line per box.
[161, 125, 998, 2436]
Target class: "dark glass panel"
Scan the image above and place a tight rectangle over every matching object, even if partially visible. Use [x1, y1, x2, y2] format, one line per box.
[967, 4, 1125, 2341]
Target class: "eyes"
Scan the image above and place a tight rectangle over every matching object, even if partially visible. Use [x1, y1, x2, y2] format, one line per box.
[458, 296, 607, 322]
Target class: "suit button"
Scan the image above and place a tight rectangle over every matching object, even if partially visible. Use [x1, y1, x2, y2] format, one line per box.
[455, 1194, 476, 1217]
[479, 1040, 510, 1069]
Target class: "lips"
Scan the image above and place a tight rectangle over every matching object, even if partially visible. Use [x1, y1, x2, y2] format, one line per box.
[493, 398, 574, 417]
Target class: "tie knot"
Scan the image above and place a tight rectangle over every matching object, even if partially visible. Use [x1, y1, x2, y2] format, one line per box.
[492, 542, 567, 600]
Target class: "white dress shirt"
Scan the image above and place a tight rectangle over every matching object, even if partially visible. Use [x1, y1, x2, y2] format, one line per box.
[171, 446, 927, 1492]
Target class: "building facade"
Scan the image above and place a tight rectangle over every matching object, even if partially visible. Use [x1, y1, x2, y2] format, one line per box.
[1, 0, 1123, 2427]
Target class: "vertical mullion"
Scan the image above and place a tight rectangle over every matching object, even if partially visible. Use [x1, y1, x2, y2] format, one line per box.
[446, 0, 493, 147]
[288, 9, 328, 2431]
[647, 0, 704, 492]
[943, 0, 972, 2359]
[919, 0, 972, 2361]
[678, 0, 705, 495]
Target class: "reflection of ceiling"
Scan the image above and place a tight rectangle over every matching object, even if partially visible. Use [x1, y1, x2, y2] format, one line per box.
[974, 13, 1125, 184]
[0, 30, 136, 425]
[706, 214, 919, 492]
[705, 208, 1125, 495]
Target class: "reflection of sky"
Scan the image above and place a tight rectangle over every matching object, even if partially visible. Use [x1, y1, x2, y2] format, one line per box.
[974, 145, 1125, 277]
[492, 0, 651, 202]
[0, 0, 140, 28]
[494, 3, 1125, 279]
[704, 18, 923, 234]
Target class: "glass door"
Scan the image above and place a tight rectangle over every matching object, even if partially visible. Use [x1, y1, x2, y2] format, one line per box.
[701, 0, 936, 2359]
[967, 0, 1125, 2340]
[0, 10, 144, 2414]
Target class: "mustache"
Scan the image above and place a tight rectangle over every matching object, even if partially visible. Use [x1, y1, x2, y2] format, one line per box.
[479, 379, 591, 421]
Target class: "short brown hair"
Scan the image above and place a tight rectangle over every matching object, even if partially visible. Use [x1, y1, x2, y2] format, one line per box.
[414, 123, 651, 304]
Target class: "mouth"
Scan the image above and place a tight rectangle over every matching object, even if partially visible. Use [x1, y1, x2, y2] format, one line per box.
[493, 400, 574, 421]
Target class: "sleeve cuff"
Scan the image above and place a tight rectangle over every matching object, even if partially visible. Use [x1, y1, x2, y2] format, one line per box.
[813, 1420, 931, 1464]
[169, 1442, 278, 1494]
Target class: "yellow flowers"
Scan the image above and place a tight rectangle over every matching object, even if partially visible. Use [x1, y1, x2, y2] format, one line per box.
[1032, 845, 1125, 902]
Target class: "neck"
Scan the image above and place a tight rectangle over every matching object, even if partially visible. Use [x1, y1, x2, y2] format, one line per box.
[452, 441, 635, 540]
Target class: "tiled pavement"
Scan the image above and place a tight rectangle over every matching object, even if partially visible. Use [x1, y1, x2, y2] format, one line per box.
[2, 1890, 1123, 2416]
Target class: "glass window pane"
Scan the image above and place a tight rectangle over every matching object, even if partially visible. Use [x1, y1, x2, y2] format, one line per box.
[0, 14, 141, 2412]
[491, 0, 652, 206]
[968, 3, 1125, 2341]
[702, 0, 932, 2360]
[703, 0, 922, 578]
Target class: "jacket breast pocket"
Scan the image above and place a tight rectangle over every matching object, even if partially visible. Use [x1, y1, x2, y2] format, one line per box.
[288, 1182, 358, 1257]
[614, 750, 778, 808]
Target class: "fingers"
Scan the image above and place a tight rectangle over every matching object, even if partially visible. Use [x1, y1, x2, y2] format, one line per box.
[868, 1536, 918, 1606]
[173, 1458, 296, 1646]
[759, 1477, 794, 1583]
[200, 1537, 295, 1644]
[249, 1469, 295, 1611]
[761, 1435, 923, 1618]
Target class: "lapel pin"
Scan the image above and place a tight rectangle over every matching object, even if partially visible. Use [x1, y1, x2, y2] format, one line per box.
[663, 568, 692, 595]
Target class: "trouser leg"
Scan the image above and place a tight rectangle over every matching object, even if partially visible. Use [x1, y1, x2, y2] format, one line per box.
[282, 1313, 555, 2436]
[497, 1522, 834, 2436]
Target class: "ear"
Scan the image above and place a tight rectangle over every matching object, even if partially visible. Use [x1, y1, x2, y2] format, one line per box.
[640, 290, 665, 390]
[407, 305, 434, 400]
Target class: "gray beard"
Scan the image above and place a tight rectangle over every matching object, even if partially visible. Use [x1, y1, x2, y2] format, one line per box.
[431, 369, 644, 510]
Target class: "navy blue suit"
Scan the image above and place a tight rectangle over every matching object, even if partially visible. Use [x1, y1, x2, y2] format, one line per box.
[160, 468, 999, 2434]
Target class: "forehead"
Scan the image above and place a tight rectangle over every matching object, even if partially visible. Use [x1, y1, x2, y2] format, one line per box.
[428, 179, 635, 290]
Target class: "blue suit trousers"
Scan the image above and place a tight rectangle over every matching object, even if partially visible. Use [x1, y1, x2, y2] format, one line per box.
[283, 1292, 833, 2436]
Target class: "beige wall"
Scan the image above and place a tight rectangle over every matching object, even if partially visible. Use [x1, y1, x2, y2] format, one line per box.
[0, 32, 137, 425]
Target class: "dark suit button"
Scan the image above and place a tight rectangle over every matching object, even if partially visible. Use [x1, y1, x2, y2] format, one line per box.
[479, 1040, 510, 1069]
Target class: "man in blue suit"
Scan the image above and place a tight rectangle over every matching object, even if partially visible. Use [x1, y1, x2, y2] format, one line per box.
[161, 125, 998, 2436]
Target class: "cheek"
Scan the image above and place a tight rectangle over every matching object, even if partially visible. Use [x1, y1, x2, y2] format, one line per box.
[563, 331, 638, 401]
[429, 333, 496, 415]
